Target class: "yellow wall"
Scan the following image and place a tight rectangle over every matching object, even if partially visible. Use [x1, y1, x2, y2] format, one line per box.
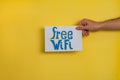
[0, 0, 120, 80]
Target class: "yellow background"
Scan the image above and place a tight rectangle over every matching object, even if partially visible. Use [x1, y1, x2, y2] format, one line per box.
[0, 0, 120, 80]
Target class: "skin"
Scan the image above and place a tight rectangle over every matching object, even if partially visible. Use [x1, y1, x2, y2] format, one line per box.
[76, 18, 120, 36]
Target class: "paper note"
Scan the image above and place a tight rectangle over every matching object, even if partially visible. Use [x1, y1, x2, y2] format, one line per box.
[45, 26, 82, 52]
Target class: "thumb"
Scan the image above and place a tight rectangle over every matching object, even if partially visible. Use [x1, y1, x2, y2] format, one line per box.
[76, 25, 88, 30]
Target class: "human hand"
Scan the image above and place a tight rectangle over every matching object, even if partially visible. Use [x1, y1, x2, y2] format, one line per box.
[76, 19, 102, 36]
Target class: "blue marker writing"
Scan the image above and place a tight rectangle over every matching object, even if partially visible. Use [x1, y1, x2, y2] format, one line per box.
[50, 27, 73, 50]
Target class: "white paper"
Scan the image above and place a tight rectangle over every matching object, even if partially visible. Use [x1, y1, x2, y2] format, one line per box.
[45, 26, 82, 52]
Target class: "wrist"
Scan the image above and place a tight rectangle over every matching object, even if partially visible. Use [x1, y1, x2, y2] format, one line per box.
[97, 22, 106, 30]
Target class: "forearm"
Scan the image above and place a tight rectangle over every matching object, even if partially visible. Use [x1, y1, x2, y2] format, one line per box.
[99, 17, 120, 30]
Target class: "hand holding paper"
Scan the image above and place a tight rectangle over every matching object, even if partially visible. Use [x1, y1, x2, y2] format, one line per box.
[76, 18, 120, 36]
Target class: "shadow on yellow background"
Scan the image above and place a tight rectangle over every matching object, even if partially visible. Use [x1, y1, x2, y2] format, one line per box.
[0, 0, 120, 80]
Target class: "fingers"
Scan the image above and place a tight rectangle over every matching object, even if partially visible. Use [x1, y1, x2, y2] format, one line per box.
[82, 30, 89, 37]
[76, 19, 91, 36]
[76, 21, 89, 30]
[81, 19, 88, 26]
[76, 24, 87, 30]
[76, 22, 89, 36]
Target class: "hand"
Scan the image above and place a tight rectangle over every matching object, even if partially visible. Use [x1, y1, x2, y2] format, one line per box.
[76, 19, 102, 36]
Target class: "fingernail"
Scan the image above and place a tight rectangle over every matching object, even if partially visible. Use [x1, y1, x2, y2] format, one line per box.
[76, 27, 79, 30]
